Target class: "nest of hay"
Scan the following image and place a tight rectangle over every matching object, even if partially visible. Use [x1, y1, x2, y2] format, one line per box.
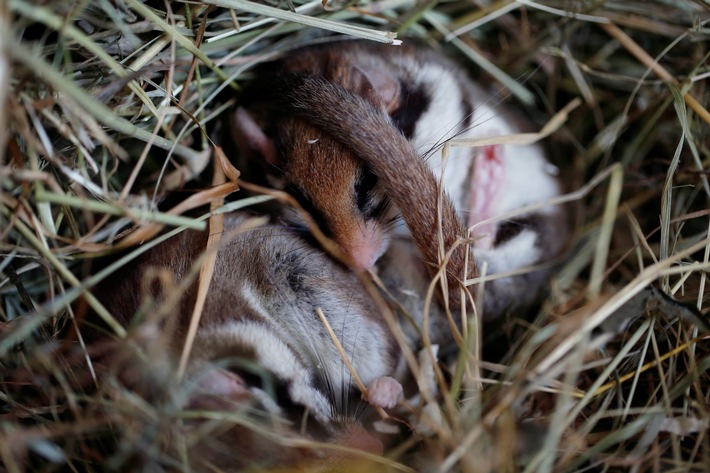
[1, 0, 709, 471]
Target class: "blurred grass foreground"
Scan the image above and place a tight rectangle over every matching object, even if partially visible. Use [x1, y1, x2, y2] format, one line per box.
[1, 1, 710, 472]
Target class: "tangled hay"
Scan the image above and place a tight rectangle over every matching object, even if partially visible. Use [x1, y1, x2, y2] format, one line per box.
[1, 0, 709, 471]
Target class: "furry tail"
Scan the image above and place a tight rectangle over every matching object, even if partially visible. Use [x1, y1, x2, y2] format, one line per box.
[278, 73, 476, 310]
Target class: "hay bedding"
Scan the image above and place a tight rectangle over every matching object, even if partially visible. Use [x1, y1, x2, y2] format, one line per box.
[1, 0, 709, 471]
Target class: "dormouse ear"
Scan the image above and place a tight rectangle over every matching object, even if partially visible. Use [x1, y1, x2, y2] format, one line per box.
[232, 106, 280, 166]
[350, 66, 401, 113]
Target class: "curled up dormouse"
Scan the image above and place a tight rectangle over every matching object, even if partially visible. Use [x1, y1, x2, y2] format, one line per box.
[232, 39, 568, 327]
[90, 207, 403, 467]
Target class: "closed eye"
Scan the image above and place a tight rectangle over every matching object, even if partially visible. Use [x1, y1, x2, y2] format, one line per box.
[353, 166, 381, 218]
[390, 82, 430, 139]
[494, 216, 537, 246]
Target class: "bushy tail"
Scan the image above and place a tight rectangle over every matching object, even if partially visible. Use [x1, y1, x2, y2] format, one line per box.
[278, 74, 476, 310]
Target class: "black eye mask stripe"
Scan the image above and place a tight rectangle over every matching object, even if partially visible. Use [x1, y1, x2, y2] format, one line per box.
[460, 96, 474, 133]
[354, 165, 380, 216]
[494, 215, 539, 246]
[390, 81, 431, 139]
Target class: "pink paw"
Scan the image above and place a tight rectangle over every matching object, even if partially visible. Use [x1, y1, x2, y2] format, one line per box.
[364, 376, 403, 409]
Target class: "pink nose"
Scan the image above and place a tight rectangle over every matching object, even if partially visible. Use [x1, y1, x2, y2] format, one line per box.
[338, 223, 388, 271]
[349, 246, 380, 271]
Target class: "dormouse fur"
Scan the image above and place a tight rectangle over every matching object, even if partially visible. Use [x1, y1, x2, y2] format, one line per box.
[233, 40, 568, 320]
[92, 212, 401, 428]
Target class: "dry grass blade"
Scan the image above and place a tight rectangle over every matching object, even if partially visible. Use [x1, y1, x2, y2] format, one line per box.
[205, 0, 401, 44]
[451, 97, 581, 146]
[35, 189, 206, 230]
[2, 0, 709, 472]
[124, 0, 231, 82]
[8, 37, 196, 161]
[9, 0, 161, 118]
[315, 308, 371, 403]
[177, 156, 229, 379]
[588, 164, 623, 298]
[425, 11, 536, 105]
[601, 22, 710, 126]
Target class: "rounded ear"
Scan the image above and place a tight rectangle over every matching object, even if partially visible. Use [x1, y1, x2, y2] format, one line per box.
[232, 107, 280, 166]
[350, 66, 401, 113]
